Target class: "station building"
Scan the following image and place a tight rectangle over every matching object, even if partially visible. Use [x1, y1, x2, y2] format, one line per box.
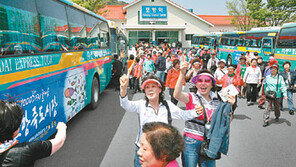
[99, 0, 235, 47]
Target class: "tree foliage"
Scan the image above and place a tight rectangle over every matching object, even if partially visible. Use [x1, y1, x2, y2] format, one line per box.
[107, 0, 127, 5]
[227, 0, 296, 29]
[72, 0, 110, 13]
[226, 0, 254, 31]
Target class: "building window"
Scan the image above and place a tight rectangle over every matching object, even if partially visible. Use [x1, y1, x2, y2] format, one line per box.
[151, 0, 154, 2]
[186, 34, 193, 41]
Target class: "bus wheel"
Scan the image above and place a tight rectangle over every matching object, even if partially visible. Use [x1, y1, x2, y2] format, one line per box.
[227, 55, 232, 66]
[89, 76, 100, 109]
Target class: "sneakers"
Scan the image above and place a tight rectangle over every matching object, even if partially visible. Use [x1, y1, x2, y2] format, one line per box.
[275, 117, 279, 122]
[258, 105, 264, 109]
[263, 122, 269, 127]
[247, 102, 253, 106]
[289, 110, 294, 115]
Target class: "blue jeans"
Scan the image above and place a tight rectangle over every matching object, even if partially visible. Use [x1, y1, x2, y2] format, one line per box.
[134, 146, 141, 167]
[182, 136, 216, 167]
[281, 90, 295, 111]
[156, 70, 165, 82]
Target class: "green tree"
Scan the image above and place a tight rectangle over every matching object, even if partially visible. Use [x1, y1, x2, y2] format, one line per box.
[226, 0, 254, 31]
[107, 0, 127, 5]
[246, 0, 268, 27]
[71, 0, 110, 13]
[265, 0, 296, 26]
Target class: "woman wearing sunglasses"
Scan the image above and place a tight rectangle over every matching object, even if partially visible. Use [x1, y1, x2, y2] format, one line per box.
[174, 58, 236, 167]
[120, 74, 203, 167]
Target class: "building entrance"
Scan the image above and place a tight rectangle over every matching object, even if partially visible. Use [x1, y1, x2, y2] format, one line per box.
[138, 38, 150, 43]
[155, 31, 178, 45]
[157, 38, 168, 45]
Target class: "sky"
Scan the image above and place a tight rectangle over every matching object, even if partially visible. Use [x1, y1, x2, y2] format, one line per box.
[122, 0, 229, 15]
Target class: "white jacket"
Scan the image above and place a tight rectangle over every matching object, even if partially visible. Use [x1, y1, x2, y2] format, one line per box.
[243, 66, 262, 84]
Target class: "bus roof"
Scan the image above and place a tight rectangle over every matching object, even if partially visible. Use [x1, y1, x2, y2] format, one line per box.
[193, 34, 220, 37]
[221, 28, 279, 35]
[58, 0, 107, 22]
[282, 22, 296, 28]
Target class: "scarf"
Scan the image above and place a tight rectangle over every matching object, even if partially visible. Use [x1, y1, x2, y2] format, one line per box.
[228, 73, 235, 77]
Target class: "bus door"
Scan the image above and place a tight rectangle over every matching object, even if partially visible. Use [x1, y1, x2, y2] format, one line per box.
[261, 37, 273, 56]
[209, 37, 216, 49]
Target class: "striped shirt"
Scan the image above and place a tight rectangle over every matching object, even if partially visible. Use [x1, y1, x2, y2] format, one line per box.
[184, 91, 220, 141]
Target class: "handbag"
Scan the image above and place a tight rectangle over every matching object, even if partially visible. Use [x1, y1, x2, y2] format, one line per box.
[196, 95, 221, 160]
[265, 74, 279, 100]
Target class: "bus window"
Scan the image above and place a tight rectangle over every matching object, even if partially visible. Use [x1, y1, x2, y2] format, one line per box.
[36, 0, 69, 52]
[66, 6, 87, 50]
[262, 38, 271, 48]
[277, 27, 296, 48]
[0, 0, 41, 55]
[99, 22, 109, 48]
[85, 15, 101, 49]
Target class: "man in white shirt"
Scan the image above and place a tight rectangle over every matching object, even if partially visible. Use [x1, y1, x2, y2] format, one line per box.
[214, 59, 228, 92]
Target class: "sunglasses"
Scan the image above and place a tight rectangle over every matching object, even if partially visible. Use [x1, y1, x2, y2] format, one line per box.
[196, 78, 212, 83]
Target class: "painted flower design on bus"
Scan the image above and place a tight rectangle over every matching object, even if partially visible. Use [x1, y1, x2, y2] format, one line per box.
[63, 68, 86, 121]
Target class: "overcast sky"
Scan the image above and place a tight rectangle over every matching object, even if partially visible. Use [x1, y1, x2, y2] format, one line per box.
[122, 0, 229, 15]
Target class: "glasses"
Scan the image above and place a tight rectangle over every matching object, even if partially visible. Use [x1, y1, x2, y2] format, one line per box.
[196, 78, 212, 83]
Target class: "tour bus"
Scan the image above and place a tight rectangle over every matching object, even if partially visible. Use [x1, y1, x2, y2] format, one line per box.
[0, 0, 113, 142]
[218, 27, 280, 65]
[274, 23, 296, 70]
[191, 33, 221, 51]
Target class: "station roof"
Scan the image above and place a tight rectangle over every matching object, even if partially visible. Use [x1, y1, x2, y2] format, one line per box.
[98, 4, 235, 27]
[98, 5, 127, 20]
[197, 15, 235, 26]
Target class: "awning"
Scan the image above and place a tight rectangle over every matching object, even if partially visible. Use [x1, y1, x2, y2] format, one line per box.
[122, 25, 186, 30]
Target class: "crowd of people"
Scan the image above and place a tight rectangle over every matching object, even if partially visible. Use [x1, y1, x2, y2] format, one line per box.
[114, 41, 296, 166]
[0, 40, 295, 167]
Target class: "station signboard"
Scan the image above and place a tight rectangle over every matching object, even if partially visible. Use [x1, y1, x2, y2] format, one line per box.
[142, 6, 167, 18]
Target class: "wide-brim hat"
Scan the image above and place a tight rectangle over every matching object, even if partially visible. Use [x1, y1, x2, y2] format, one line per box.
[240, 55, 246, 60]
[218, 59, 226, 65]
[270, 64, 279, 70]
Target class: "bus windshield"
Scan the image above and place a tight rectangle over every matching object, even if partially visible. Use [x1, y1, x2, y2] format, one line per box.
[276, 27, 296, 48]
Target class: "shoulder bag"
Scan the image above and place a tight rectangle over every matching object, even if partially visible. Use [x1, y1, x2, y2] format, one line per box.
[266, 74, 279, 100]
[196, 95, 221, 160]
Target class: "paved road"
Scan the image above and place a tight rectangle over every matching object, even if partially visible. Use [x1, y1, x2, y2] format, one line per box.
[35, 87, 127, 167]
[36, 85, 296, 167]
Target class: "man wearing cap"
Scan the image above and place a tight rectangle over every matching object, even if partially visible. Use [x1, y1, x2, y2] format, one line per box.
[217, 65, 240, 89]
[280, 61, 296, 115]
[207, 51, 219, 74]
[236, 54, 249, 98]
[201, 49, 210, 69]
[263, 64, 287, 127]
[214, 59, 228, 92]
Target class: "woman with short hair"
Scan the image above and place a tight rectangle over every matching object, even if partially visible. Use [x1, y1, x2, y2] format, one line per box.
[137, 122, 184, 167]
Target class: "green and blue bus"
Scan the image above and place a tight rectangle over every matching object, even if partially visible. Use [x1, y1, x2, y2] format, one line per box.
[218, 27, 280, 65]
[191, 33, 221, 51]
[274, 23, 296, 70]
[0, 0, 114, 142]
